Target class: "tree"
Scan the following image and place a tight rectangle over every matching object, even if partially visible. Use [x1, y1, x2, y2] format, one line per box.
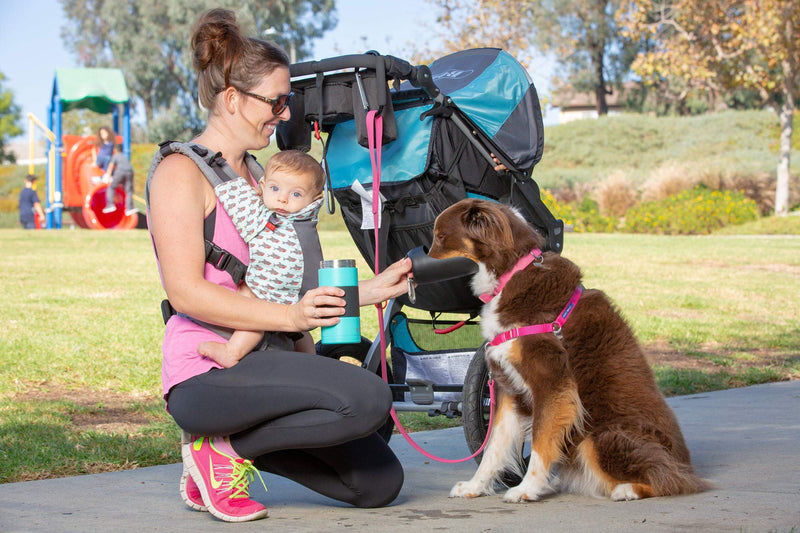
[619, 0, 800, 216]
[421, 0, 535, 65]
[0, 72, 23, 164]
[529, 0, 640, 116]
[60, 0, 336, 140]
[424, 0, 638, 116]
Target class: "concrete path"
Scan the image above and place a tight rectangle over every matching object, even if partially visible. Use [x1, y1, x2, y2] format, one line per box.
[1, 380, 799, 532]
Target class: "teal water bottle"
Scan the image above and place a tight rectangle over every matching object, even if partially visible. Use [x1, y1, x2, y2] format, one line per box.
[319, 259, 361, 344]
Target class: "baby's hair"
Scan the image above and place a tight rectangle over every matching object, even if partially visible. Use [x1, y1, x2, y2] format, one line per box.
[191, 8, 289, 110]
[266, 150, 325, 194]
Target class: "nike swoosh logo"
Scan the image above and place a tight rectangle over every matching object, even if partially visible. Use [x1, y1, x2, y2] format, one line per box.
[210, 457, 224, 490]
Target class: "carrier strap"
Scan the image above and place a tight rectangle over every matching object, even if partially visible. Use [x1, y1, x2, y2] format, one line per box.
[146, 140, 265, 283]
[205, 239, 247, 286]
[147, 141, 265, 340]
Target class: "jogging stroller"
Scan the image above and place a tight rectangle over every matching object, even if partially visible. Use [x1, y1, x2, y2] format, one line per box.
[276, 48, 564, 455]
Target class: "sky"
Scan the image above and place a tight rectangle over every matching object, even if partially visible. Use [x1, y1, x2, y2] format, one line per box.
[1, 0, 557, 144]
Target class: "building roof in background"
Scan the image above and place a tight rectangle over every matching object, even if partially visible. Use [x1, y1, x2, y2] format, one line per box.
[552, 81, 638, 110]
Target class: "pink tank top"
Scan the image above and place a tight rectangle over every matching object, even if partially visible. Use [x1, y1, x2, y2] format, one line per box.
[158, 199, 250, 397]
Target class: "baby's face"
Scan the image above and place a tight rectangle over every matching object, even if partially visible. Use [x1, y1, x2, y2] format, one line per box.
[260, 169, 319, 215]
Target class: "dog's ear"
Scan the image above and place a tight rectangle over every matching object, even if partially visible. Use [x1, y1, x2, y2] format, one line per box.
[462, 202, 514, 250]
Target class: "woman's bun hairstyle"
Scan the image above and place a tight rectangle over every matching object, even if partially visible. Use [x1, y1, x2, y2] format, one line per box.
[191, 9, 289, 110]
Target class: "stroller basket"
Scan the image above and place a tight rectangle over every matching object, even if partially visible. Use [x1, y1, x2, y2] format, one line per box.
[278, 48, 563, 314]
[390, 314, 484, 405]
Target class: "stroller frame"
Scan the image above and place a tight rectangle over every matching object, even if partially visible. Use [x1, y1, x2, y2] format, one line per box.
[279, 50, 563, 456]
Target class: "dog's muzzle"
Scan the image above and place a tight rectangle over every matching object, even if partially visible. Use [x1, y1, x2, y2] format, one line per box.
[406, 246, 479, 285]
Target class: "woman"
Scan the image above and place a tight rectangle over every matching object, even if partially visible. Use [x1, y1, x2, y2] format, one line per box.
[147, 8, 410, 523]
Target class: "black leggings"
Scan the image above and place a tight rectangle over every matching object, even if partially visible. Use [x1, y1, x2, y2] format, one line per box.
[167, 350, 403, 508]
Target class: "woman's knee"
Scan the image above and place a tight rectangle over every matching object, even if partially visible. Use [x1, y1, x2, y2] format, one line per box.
[352, 455, 404, 508]
[347, 368, 393, 431]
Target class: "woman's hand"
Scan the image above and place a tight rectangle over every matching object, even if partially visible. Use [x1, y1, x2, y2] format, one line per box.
[287, 286, 346, 331]
[358, 257, 412, 307]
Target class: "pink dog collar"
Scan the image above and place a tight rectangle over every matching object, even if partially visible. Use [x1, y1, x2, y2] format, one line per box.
[479, 248, 543, 303]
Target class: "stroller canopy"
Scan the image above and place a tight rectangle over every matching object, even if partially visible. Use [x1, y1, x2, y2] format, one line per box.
[327, 48, 543, 190]
[427, 48, 542, 170]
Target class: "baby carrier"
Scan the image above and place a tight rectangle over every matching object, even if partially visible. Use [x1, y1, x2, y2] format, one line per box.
[145, 141, 322, 351]
[277, 48, 564, 454]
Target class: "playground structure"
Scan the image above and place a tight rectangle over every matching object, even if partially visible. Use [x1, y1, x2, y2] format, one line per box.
[31, 68, 137, 229]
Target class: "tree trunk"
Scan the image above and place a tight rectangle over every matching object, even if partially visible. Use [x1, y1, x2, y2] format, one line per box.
[593, 46, 608, 116]
[775, 95, 793, 217]
[143, 99, 154, 131]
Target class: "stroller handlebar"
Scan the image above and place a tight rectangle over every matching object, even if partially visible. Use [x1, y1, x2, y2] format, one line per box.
[289, 53, 440, 98]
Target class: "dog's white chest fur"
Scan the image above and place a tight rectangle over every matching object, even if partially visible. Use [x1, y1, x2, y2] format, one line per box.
[474, 270, 531, 397]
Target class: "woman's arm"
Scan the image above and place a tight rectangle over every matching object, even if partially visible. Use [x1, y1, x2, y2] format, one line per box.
[149, 154, 343, 333]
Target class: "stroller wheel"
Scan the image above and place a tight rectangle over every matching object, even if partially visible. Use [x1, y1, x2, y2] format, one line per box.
[316, 338, 396, 443]
[462, 344, 529, 485]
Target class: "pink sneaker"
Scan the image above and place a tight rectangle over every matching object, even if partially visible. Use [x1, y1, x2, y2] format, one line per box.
[182, 436, 268, 522]
[180, 467, 208, 511]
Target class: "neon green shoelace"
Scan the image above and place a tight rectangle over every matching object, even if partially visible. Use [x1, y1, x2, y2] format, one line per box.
[228, 458, 268, 499]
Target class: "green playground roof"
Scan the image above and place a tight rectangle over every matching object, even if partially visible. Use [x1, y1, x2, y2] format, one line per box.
[53, 68, 129, 113]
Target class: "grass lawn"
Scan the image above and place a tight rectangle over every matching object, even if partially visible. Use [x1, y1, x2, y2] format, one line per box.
[1, 227, 798, 483]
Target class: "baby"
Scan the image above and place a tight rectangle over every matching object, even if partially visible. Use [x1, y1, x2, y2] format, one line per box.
[199, 150, 325, 367]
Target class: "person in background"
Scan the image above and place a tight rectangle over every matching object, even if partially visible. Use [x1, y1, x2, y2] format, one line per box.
[94, 126, 114, 171]
[102, 143, 137, 216]
[19, 174, 45, 229]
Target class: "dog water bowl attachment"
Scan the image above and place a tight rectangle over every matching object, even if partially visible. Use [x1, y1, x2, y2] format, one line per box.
[406, 246, 479, 285]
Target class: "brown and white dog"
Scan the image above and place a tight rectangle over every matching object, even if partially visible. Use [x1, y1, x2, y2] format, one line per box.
[429, 198, 708, 502]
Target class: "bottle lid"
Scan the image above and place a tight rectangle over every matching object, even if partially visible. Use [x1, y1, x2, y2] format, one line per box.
[320, 259, 356, 269]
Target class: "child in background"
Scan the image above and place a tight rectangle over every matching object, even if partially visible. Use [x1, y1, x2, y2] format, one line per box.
[94, 126, 115, 171]
[102, 144, 137, 215]
[198, 150, 325, 367]
[19, 174, 45, 229]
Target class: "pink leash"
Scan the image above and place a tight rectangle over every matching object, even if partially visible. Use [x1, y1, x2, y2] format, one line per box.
[366, 110, 496, 463]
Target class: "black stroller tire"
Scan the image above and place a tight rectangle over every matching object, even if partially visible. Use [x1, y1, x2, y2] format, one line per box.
[461, 343, 491, 462]
[316, 338, 396, 443]
[462, 343, 529, 486]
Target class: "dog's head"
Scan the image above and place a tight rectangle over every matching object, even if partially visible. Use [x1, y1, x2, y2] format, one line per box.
[429, 198, 545, 277]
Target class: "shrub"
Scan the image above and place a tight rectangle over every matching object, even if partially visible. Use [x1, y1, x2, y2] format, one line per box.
[541, 188, 573, 225]
[641, 162, 698, 203]
[541, 189, 618, 233]
[549, 181, 593, 205]
[573, 197, 618, 232]
[624, 186, 760, 235]
[595, 171, 638, 217]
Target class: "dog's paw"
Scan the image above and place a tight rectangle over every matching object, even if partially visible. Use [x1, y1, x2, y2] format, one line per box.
[449, 480, 491, 499]
[502, 479, 551, 503]
[611, 483, 641, 501]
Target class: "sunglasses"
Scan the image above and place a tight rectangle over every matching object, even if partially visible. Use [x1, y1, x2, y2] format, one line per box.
[238, 90, 294, 115]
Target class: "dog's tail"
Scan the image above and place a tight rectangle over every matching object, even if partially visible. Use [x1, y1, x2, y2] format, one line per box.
[634, 442, 712, 496]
